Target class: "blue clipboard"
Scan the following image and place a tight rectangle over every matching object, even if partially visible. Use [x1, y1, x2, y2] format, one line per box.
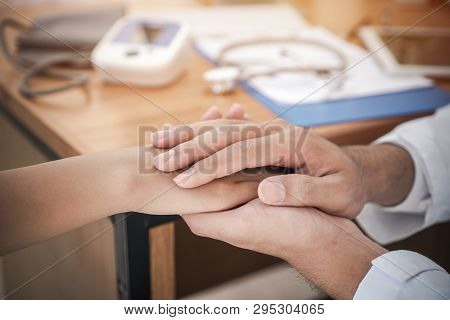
[196, 45, 450, 126]
[242, 83, 450, 126]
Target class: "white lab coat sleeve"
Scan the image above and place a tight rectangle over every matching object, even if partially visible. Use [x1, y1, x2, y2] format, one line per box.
[354, 250, 450, 299]
[356, 105, 450, 245]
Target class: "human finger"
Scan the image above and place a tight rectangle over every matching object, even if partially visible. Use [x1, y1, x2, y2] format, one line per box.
[257, 174, 325, 206]
[172, 133, 295, 188]
[181, 199, 260, 241]
[258, 174, 360, 217]
[201, 105, 222, 120]
[153, 122, 264, 172]
[226, 103, 246, 120]
[155, 122, 294, 173]
[150, 118, 254, 149]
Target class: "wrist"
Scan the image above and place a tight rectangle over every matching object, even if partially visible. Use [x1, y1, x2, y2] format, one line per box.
[121, 146, 167, 213]
[343, 144, 415, 207]
[286, 217, 387, 299]
[102, 147, 145, 214]
[341, 145, 377, 207]
[329, 232, 387, 299]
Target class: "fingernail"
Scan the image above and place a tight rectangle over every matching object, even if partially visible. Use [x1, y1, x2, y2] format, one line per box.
[173, 167, 196, 186]
[153, 149, 175, 170]
[259, 180, 286, 203]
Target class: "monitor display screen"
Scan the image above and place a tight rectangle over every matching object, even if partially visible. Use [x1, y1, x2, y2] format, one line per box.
[113, 21, 180, 47]
[128, 25, 164, 44]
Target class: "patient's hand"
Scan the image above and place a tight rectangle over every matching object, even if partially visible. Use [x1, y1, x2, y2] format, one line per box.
[134, 168, 264, 215]
[0, 143, 266, 255]
[132, 104, 261, 215]
[129, 146, 274, 215]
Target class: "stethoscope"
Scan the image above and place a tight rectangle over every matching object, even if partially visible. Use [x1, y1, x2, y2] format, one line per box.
[203, 36, 348, 95]
[0, 18, 90, 98]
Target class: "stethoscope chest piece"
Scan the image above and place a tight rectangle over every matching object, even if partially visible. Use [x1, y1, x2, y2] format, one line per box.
[203, 66, 240, 94]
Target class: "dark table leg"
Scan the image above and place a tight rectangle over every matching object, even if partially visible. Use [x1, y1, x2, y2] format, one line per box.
[112, 213, 178, 300]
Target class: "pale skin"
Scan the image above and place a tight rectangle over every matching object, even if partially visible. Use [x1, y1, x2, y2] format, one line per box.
[0, 106, 261, 256]
[152, 104, 416, 299]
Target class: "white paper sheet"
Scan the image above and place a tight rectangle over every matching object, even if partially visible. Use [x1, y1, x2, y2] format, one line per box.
[196, 27, 433, 105]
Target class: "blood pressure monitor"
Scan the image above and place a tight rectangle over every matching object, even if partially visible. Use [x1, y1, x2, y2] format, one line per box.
[92, 16, 190, 87]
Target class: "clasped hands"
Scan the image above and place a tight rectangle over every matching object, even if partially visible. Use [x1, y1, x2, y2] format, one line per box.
[149, 104, 414, 299]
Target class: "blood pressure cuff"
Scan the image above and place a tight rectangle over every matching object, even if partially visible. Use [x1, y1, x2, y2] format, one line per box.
[0, 5, 124, 97]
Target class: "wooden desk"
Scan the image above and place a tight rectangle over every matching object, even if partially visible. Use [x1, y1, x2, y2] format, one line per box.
[0, 0, 448, 299]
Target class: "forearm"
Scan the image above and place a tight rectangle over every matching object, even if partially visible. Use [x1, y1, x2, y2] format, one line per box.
[0, 146, 265, 256]
[343, 144, 415, 207]
[0, 147, 141, 255]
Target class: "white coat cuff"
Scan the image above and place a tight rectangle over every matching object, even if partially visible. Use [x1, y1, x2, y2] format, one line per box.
[354, 250, 450, 299]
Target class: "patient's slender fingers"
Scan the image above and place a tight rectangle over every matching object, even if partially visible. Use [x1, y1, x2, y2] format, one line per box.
[223, 180, 260, 211]
[182, 180, 259, 214]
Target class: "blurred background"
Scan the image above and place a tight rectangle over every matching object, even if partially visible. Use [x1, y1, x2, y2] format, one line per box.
[0, 0, 449, 300]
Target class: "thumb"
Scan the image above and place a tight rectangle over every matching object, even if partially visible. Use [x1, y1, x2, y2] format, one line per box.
[258, 174, 326, 208]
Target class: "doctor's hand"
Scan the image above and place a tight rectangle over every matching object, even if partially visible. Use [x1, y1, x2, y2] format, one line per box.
[151, 117, 366, 218]
[151, 111, 415, 218]
[182, 199, 387, 299]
